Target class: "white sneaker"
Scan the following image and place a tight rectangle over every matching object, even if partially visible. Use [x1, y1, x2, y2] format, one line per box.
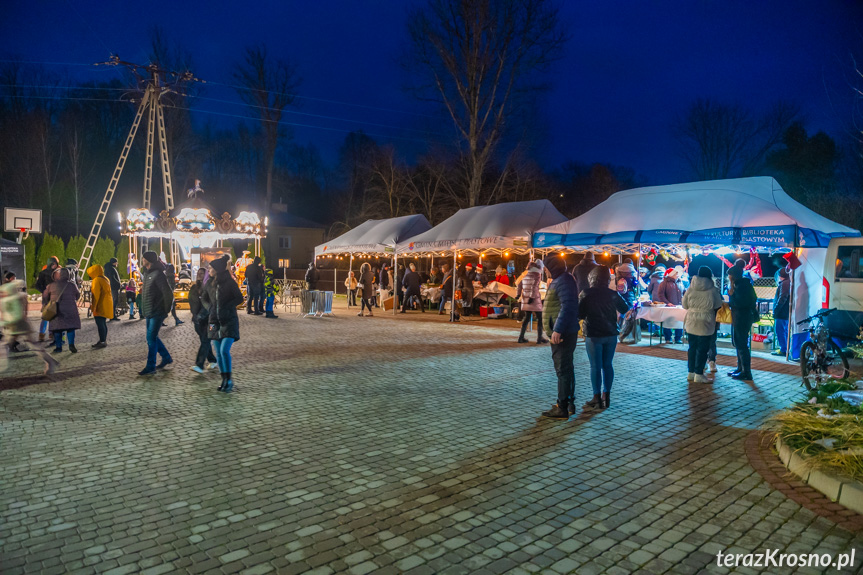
[708, 361, 717, 372]
[208, 363, 219, 370]
[694, 374, 709, 383]
[687, 372, 695, 382]
[190, 365, 205, 374]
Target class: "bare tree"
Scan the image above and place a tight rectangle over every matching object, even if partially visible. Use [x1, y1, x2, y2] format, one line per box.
[367, 146, 410, 218]
[406, 0, 567, 207]
[233, 45, 300, 210]
[674, 98, 798, 180]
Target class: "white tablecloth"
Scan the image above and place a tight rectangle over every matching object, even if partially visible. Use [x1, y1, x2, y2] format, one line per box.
[637, 306, 687, 329]
[422, 286, 442, 303]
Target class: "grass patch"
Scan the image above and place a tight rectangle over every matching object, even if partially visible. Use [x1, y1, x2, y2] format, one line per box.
[768, 379, 863, 481]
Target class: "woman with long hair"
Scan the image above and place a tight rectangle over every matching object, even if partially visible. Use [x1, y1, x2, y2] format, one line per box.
[203, 256, 244, 392]
[516, 260, 547, 344]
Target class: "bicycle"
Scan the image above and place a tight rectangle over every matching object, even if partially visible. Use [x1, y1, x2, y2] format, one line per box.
[797, 307, 850, 389]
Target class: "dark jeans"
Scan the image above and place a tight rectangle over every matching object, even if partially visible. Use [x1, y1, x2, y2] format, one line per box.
[775, 318, 789, 354]
[707, 325, 719, 362]
[247, 284, 263, 313]
[348, 289, 357, 306]
[732, 321, 751, 375]
[687, 333, 711, 375]
[663, 328, 683, 343]
[550, 333, 578, 406]
[361, 296, 374, 313]
[585, 335, 617, 394]
[519, 312, 544, 342]
[194, 320, 216, 369]
[95, 316, 108, 343]
[145, 315, 171, 369]
[401, 291, 422, 312]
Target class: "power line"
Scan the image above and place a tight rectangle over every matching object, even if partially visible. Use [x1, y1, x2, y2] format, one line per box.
[162, 102, 455, 148]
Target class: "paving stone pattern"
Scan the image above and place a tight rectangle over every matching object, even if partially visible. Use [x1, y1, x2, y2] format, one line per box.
[2, 306, 862, 574]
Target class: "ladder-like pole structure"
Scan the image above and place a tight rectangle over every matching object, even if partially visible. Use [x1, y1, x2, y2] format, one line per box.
[79, 89, 151, 276]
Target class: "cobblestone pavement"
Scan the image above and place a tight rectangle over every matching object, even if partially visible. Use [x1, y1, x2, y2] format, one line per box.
[2, 305, 862, 575]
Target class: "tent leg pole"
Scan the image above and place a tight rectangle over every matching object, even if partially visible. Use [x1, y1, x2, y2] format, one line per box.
[393, 253, 398, 315]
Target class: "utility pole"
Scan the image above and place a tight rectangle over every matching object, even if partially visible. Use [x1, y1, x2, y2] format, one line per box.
[78, 55, 203, 276]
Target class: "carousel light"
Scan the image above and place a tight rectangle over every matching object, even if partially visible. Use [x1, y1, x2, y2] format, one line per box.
[117, 212, 122, 223]
[235, 211, 262, 234]
[126, 208, 155, 232]
[176, 207, 215, 231]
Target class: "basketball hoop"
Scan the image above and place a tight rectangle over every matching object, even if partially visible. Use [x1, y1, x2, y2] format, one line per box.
[17, 227, 29, 242]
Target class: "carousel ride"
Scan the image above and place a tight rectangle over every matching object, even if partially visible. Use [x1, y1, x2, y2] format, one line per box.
[76, 58, 266, 307]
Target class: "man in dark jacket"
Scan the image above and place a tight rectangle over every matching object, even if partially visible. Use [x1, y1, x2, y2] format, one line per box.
[728, 268, 757, 381]
[571, 252, 598, 295]
[245, 256, 264, 315]
[104, 257, 123, 320]
[400, 263, 424, 313]
[542, 255, 580, 419]
[772, 268, 790, 356]
[139, 251, 174, 375]
[379, 263, 390, 293]
[305, 262, 319, 290]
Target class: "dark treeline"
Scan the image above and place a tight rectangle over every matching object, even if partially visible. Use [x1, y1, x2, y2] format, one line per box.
[1, 2, 861, 245]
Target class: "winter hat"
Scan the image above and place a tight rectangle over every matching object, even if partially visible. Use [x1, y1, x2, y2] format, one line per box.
[142, 251, 159, 264]
[582, 252, 596, 262]
[588, 265, 611, 288]
[466, 263, 473, 269]
[210, 255, 229, 273]
[543, 255, 567, 279]
[66, 258, 78, 267]
[778, 268, 789, 279]
[697, 266, 713, 279]
[476, 264, 483, 271]
[108, 257, 118, 265]
[254, 256, 261, 264]
[664, 267, 675, 277]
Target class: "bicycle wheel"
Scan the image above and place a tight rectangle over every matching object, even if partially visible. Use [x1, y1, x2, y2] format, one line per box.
[825, 339, 851, 381]
[800, 341, 818, 390]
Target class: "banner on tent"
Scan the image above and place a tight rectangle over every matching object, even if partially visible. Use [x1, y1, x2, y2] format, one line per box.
[533, 225, 853, 249]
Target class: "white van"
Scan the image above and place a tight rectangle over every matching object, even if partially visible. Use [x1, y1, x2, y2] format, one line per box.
[823, 237, 863, 340]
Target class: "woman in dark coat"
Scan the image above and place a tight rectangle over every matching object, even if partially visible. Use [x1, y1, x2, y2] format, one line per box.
[728, 271, 757, 382]
[165, 263, 183, 326]
[203, 256, 244, 392]
[42, 267, 81, 353]
[188, 268, 218, 374]
[358, 262, 375, 317]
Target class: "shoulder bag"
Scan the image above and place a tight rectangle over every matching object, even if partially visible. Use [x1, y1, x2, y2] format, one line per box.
[41, 282, 69, 321]
[208, 283, 221, 340]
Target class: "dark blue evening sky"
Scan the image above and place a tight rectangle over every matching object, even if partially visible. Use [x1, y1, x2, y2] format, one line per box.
[3, 0, 861, 185]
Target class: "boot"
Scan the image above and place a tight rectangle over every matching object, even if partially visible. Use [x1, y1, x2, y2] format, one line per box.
[218, 373, 227, 391]
[601, 392, 610, 408]
[567, 401, 576, 416]
[265, 312, 278, 319]
[222, 372, 233, 393]
[536, 336, 549, 344]
[541, 403, 569, 419]
[584, 394, 601, 409]
[517, 321, 529, 343]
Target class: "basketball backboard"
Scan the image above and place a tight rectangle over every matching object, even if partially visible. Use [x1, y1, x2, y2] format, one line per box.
[4, 208, 42, 233]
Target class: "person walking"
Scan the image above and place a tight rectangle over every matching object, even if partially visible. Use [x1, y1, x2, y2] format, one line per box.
[772, 267, 791, 357]
[87, 263, 113, 349]
[578, 265, 630, 409]
[165, 264, 184, 326]
[456, 264, 474, 317]
[541, 255, 580, 419]
[358, 263, 375, 317]
[35, 256, 60, 342]
[264, 268, 279, 318]
[0, 279, 58, 375]
[188, 267, 218, 374]
[104, 257, 123, 321]
[682, 266, 723, 383]
[657, 267, 684, 344]
[138, 251, 174, 376]
[345, 271, 358, 307]
[438, 263, 453, 315]
[204, 255, 244, 392]
[42, 267, 81, 354]
[400, 263, 424, 313]
[516, 260, 547, 344]
[728, 269, 758, 382]
[245, 256, 264, 315]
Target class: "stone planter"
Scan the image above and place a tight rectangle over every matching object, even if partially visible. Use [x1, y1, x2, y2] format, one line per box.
[775, 435, 863, 515]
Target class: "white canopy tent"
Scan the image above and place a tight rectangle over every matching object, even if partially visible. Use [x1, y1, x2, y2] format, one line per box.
[315, 214, 432, 258]
[314, 214, 432, 313]
[397, 199, 567, 256]
[396, 200, 568, 321]
[532, 177, 861, 356]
